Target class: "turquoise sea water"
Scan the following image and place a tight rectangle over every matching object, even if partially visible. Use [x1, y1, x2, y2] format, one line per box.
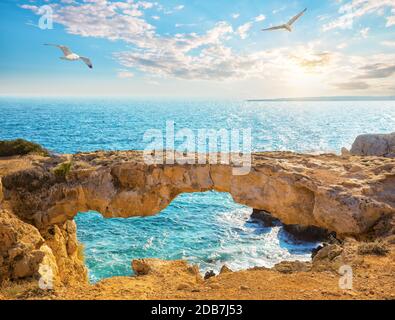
[1, 98, 395, 282]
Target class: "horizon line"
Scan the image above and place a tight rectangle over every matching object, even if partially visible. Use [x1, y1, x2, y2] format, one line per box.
[1, 95, 395, 101]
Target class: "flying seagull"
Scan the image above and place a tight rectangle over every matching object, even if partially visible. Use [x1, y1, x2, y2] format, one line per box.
[44, 44, 93, 69]
[262, 8, 307, 32]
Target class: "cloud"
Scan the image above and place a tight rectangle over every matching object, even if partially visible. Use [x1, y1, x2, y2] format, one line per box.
[292, 52, 334, 69]
[323, 0, 395, 31]
[387, 14, 395, 26]
[231, 13, 240, 19]
[360, 27, 370, 38]
[117, 69, 134, 79]
[25, 0, 157, 45]
[272, 6, 286, 15]
[114, 41, 346, 82]
[18, 0, 395, 93]
[381, 40, 395, 47]
[356, 63, 395, 79]
[174, 5, 185, 11]
[337, 42, 348, 49]
[175, 23, 197, 28]
[20, 4, 39, 11]
[237, 22, 252, 39]
[235, 14, 265, 40]
[333, 81, 370, 90]
[254, 14, 266, 22]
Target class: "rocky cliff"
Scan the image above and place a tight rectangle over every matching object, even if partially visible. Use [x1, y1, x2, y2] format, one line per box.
[350, 132, 395, 157]
[0, 150, 394, 286]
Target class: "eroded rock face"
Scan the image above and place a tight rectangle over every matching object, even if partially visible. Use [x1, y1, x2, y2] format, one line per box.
[132, 258, 201, 279]
[2, 151, 394, 237]
[350, 132, 395, 157]
[0, 156, 87, 286]
[0, 208, 58, 284]
[251, 209, 280, 227]
[1, 151, 394, 285]
[251, 209, 331, 241]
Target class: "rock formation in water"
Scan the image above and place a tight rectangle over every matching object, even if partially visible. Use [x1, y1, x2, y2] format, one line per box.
[251, 208, 332, 241]
[0, 148, 394, 286]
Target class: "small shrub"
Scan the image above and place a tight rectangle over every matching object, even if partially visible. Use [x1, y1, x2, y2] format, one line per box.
[53, 162, 72, 178]
[358, 241, 389, 256]
[0, 139, 48, 157]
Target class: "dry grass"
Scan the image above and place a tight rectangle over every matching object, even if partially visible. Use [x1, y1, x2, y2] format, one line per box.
[0, 280, 37, 299]
[53, 161, 72, 178]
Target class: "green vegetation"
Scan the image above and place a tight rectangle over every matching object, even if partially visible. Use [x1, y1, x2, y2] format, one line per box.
[0, 139, 48, 157]
[53, 161, 72, 178]
[358, 241, 390, 256]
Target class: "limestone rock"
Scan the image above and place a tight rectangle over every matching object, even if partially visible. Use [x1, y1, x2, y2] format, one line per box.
[274, 261, 312, 274]
[41, 221, 87, 286]
[251, 209, 280, 227]
[220, 265, 232, 274]
[132, 259, 153, 275]
[312, 244, 344, 271]
[283, 224, 331, 242]
[1, 148, 395, 286]
[132, 258, 203, 281]
[0, 209, 60, 285]
[341, 147, 351, 157]
[2, 151, 394, 237]
[350, 132, 395, 157]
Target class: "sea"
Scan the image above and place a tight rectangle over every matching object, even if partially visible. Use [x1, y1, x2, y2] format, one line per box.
[1, 97, 394, 282]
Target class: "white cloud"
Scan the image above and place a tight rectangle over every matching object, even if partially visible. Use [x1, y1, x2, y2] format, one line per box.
[360, 27, 370, 38]
[138, 1, 154, 9]
[174, 5, 184, 11]
[381, 40, 395, 47]
[231, 13, 240, 19]
[237, 22, 252, 39]
[175, 23, 197, 28]
[117, 69, 134, 79]
[323, 0, 395, 31]
[254, 14, 266, 22]
[19, 0, 395, 94]
[20, 4, 39, 11]
[272, 6, 286, 15]
[386, 14, 395, 26]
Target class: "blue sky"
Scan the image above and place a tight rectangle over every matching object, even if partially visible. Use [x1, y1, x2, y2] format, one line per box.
[0, 0, 394, 98]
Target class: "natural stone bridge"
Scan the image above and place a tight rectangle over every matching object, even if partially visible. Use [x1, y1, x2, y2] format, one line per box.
[2, 151, 395, 235]
[1, 151, 394, 285]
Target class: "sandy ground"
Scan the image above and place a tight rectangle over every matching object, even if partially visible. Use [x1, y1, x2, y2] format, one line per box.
[1, 250, 394, 300]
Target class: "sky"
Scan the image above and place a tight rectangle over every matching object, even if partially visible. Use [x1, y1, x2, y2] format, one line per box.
[0, 0, 394, 98]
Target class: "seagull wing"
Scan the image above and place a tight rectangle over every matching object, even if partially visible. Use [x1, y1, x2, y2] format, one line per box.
[287, 8, 307, 26]
[44, 44, 73, 56]
[262, 25, 286, 31]
[80, 56, 93, 69]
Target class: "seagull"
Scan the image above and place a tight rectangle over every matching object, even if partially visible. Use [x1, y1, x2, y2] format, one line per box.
[262, 8, 307, 32]
[44, 44, 93, 69]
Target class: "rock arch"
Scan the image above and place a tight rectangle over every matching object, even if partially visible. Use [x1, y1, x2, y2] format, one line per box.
[2, 151, 394, 236]
[1, 151, 394, 285]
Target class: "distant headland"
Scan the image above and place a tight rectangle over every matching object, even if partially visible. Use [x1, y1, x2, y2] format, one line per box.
[247, 96, 395, 102]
